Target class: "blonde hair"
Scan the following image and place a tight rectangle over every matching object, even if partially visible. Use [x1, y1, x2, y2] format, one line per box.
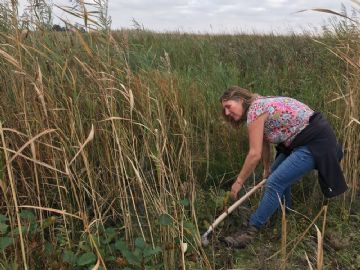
[220, 86, 258, 127]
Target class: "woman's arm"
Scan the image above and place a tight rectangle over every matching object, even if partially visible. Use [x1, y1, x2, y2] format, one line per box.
[231, 113, 268, 199]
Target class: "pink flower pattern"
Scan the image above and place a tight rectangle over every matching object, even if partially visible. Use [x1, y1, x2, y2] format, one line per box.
[247, 96, 314, 146]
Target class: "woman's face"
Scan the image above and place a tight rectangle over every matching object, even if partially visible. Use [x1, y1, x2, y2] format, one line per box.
[222, 99, 244, 121]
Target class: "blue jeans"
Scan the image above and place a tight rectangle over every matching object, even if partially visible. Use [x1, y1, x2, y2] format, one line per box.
[249, 146, 315, 229]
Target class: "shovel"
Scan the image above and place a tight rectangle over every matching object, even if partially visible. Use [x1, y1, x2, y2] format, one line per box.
[201, 178, 267, 246]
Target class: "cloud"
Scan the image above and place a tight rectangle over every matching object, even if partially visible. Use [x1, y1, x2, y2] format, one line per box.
[18, 0, 354, 34]
[106, 0, 354, 33]
[265, 0, 288, 8]
[111, 0, 188, 10]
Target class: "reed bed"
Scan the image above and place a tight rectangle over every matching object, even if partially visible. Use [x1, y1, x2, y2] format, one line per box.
[0, 2, 359, 269]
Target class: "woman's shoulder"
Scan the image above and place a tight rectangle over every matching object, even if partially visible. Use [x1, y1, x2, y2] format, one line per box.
[258, 96, 299, 104]
[251, 95, 277, 105]
[247, 96, 270, 123]
[248, 96, 297, 115]
[251, 95, 304, 107]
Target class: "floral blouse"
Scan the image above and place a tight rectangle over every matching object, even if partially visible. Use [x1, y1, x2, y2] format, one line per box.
[247, 96, 314, 146]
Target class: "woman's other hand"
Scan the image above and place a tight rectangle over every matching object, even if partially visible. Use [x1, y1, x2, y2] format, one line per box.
[231, 178, 243, 200]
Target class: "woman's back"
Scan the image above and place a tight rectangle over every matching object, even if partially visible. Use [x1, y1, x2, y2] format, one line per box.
[247, 96, 314, 146]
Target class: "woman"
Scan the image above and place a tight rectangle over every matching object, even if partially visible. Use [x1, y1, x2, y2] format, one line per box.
[220, 85, 347, 249]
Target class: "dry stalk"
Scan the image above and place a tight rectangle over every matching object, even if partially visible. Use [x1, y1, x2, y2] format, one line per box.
[280, 200, 287, 270]
[0, 121, 28, 270]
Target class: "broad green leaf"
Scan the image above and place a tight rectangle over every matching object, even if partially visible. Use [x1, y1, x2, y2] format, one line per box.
[180, 198, 190, 207]
[63, 250, 77, 265]
[184, 221, 196, 233]
[159, 214, 173, 226]
[0, 236, 13, 251]
[77, 252, 96, 266]
[133, 248, 142, 258]
[135, 237, 146, 249]
[0, 214, 7, 223]
[114, 240, 128, 252]
[104, 227, 117, 238]
[121, 249, 141, 267]
[143, 246, 162, 258]
[114, 240, 140, 266]
[0, 223, 9, 234]
[79, 240, 91, 252]
[102, 227, 117, 244]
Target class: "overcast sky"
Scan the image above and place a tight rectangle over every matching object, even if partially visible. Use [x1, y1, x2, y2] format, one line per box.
[19, 0, 356, 34]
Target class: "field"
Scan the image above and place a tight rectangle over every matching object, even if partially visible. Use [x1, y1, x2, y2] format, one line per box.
[0, 5, 360, 270]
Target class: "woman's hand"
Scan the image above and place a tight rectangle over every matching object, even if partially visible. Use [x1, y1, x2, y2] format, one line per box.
[231, 178, 243, 200]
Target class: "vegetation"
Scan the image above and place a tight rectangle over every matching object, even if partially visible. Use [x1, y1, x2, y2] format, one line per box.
[0, 1, 359, 269]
